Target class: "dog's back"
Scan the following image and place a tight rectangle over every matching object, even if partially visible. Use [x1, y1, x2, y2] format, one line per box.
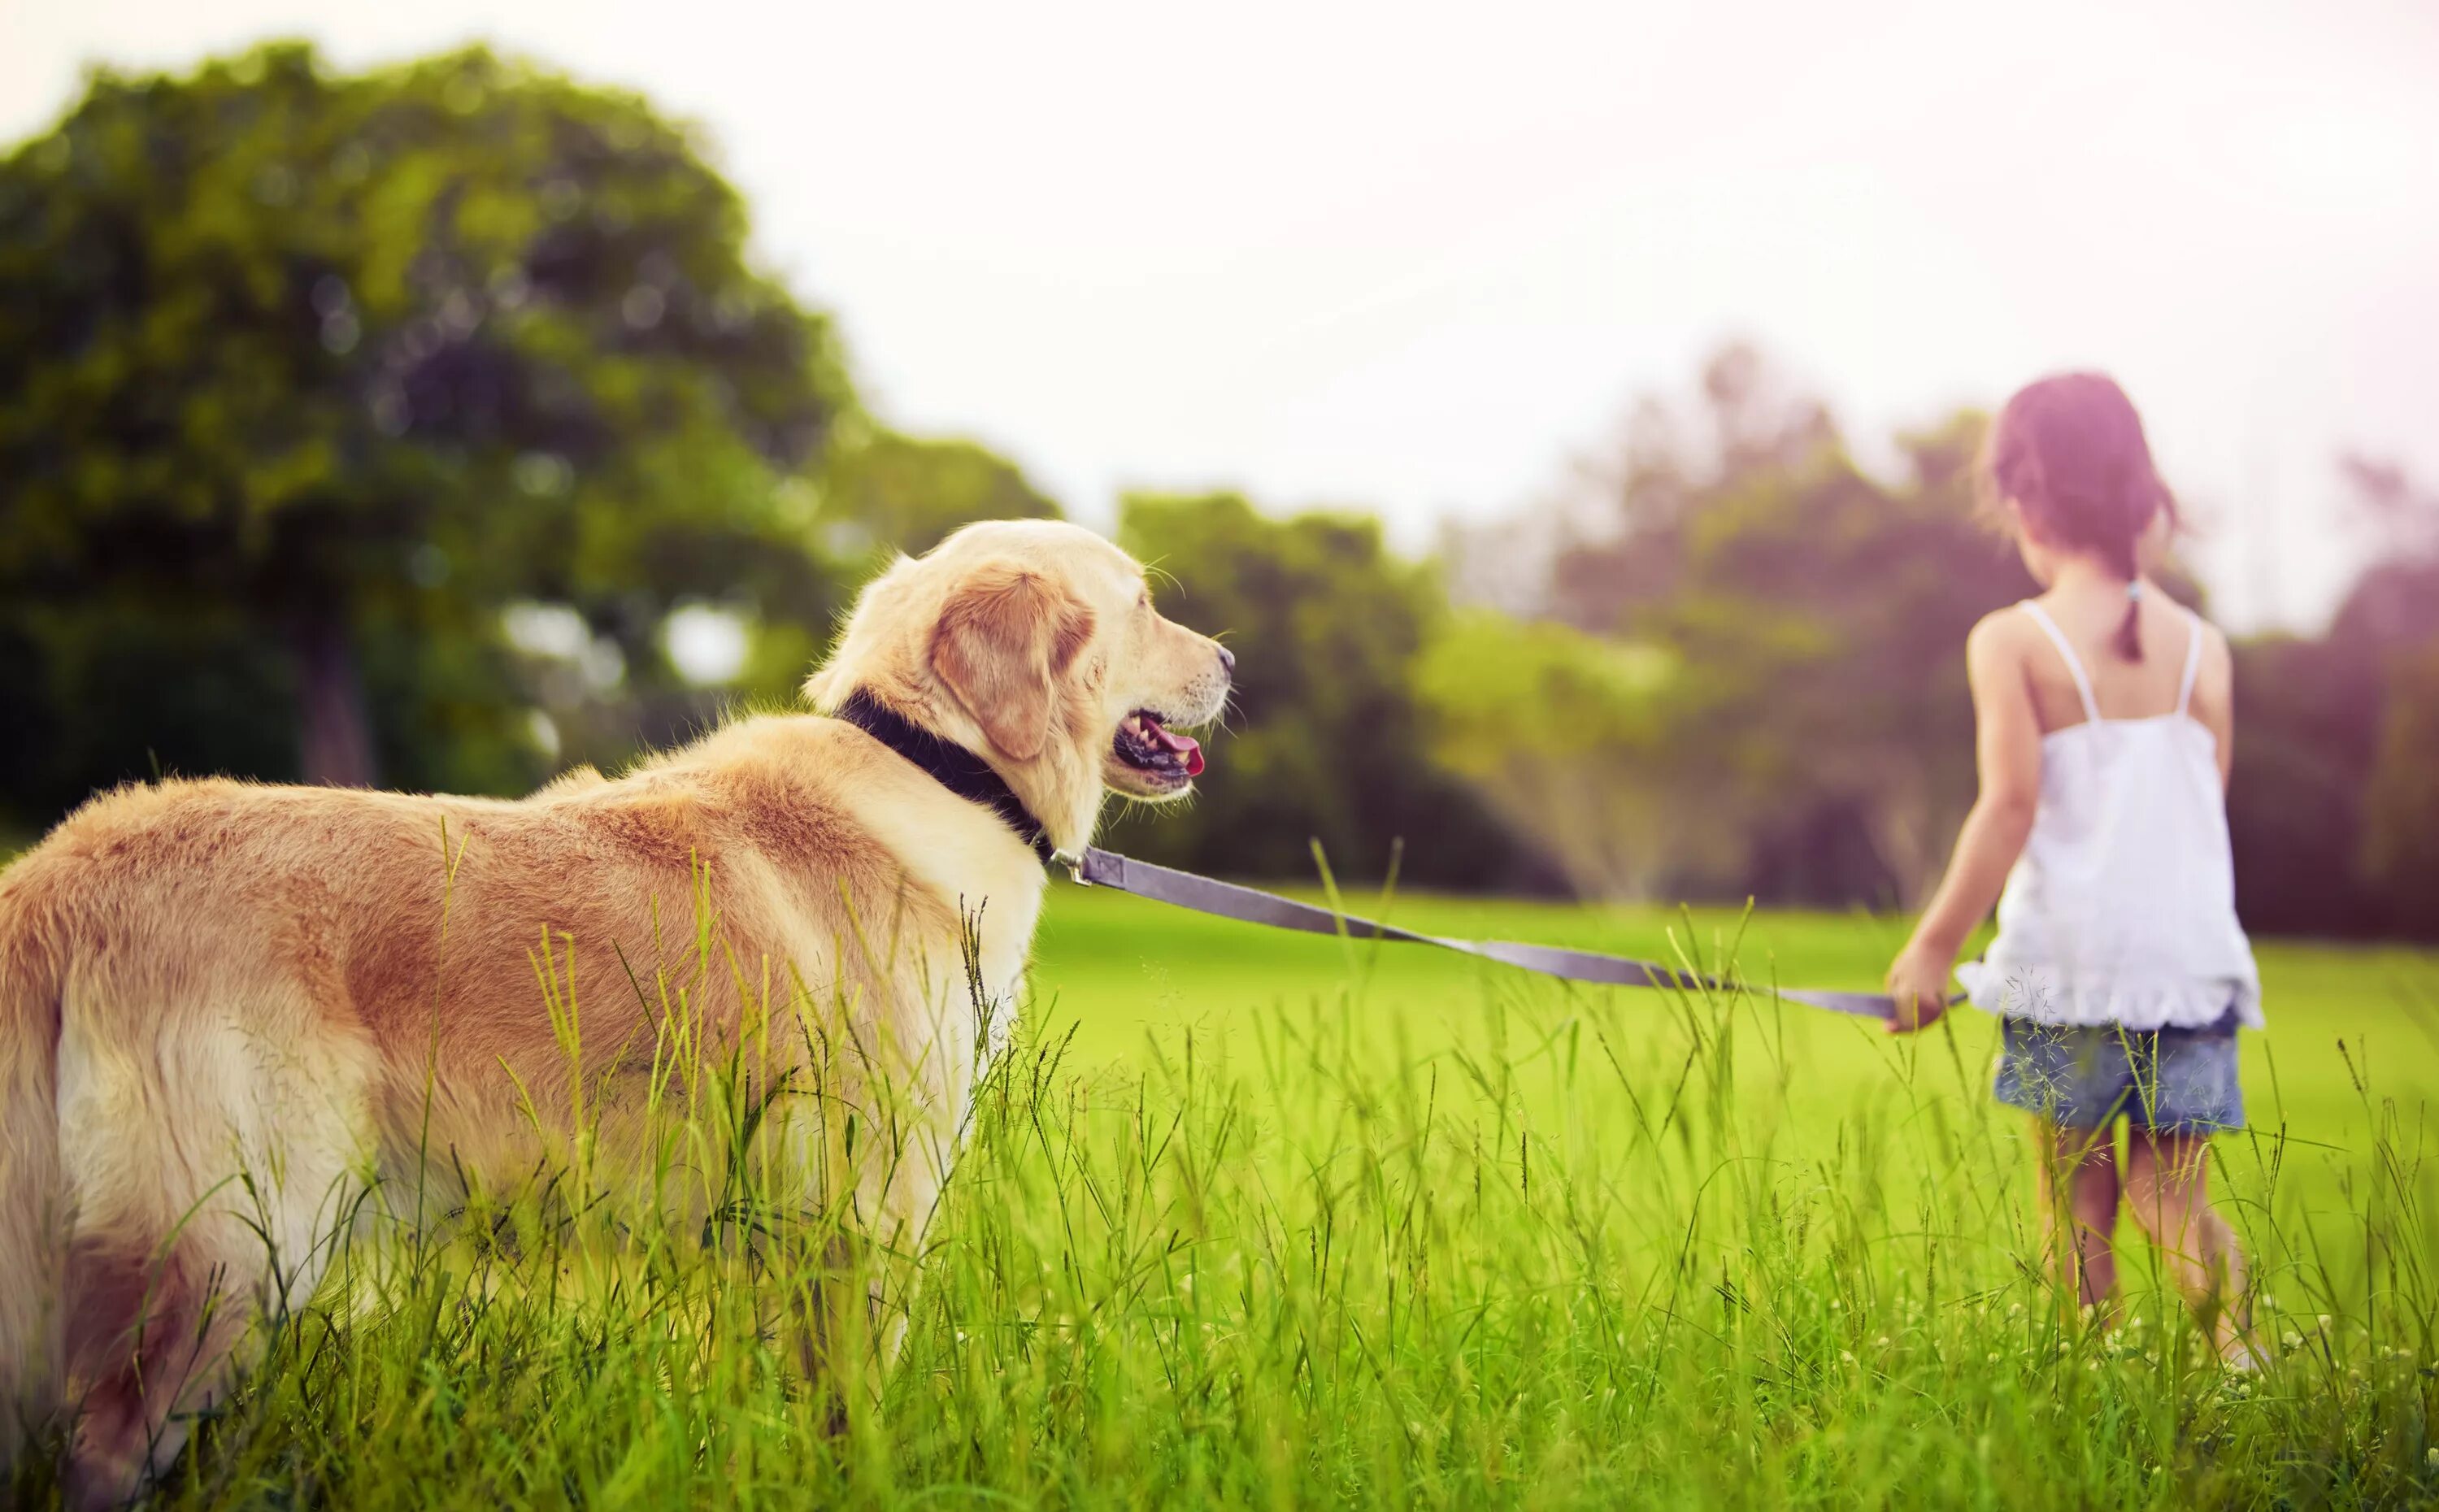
[0, 740, 999, 1504]
[1, 519, 1229, 1504]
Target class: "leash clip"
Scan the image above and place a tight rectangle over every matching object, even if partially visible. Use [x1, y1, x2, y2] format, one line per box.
[1050, 848, 1089, 885]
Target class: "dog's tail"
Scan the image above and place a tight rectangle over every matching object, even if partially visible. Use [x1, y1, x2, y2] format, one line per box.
[0, 856, 67, 1471]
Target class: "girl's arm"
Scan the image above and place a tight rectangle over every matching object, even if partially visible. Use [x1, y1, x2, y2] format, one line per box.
[1885, 615, 2045, 1032]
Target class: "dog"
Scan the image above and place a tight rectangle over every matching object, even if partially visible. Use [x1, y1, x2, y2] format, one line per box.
[0, 518, 1232, 1505]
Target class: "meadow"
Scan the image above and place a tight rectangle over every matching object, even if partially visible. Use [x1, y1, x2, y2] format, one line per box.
[20, 883, 2439, 1510]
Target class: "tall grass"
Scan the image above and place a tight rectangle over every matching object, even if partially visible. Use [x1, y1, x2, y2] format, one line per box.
[18, 902, 2439, 1510]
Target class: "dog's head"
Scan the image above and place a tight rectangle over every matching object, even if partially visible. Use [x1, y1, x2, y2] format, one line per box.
[808, 519, 1233, 849]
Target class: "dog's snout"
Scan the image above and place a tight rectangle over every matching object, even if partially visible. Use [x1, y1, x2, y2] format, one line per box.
[1215, 643, 1236, 676]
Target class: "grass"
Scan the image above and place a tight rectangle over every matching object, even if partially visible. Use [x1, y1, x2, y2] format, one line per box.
[22, 881, 2439, 1509]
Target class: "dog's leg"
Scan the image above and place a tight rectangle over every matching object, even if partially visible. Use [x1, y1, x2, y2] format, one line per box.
[772, 1067, 924, 1427]
[63, 1236, 250, 1511]
[773, 1062, 887, 1428]
[64, 1170, 365, 1509]
[58, 1007, 372, 1507]
[780, 1228, 870, 1436]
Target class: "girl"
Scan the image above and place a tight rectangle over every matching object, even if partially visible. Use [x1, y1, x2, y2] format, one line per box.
[1884, 372, 2261, 1358]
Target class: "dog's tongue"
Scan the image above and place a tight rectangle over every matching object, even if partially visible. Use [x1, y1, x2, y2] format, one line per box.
[1149, 721, 1205, 776]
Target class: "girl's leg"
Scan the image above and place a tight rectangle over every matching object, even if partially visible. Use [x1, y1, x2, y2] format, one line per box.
[2122, 1131, 2249, 1353]
[2035, 1118, 2119, 1316]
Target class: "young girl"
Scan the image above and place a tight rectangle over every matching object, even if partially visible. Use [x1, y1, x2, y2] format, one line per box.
[1884, 372, 2262, 1357]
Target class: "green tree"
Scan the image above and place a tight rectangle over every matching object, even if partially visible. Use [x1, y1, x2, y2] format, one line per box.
[814, 427, 1061, 564]
[1542, 341, 1839, 636]
[1413, 611, 1689, 897]
[1644, 418, 2038, 903]
[1443, 350, 2036, 905]
[695, 428, 1063, 741]
[0, 42, 851, 806]
[2298, 454, 2439, 938]
[1103, 492, 1531, 888]
[2224, 634, 2386, 938]
[2219, 455, 2439, 941]
[2358, 646, 2439, 934]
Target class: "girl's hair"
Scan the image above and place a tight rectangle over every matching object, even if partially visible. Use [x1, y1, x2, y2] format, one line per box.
[1980, 372, 2177, 662]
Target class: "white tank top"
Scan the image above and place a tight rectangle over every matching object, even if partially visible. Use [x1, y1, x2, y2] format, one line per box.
[1954, 601, 2263, 1029]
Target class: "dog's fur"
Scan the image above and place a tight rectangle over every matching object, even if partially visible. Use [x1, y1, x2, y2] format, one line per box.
[0, 519, 1229, 1504]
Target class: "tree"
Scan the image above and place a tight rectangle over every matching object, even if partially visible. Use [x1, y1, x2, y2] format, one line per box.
[2343, 457, 2439, 935]
[1648, 417, 2042, 903]
[2328, 455, 2439, 658]
[814, 427, 1061, 564]
[0, 42, 850, 797]
[1102, 492, 1535, 889]
[1544, 341, 1839, 636]
[2214, 455, 2439, 940]
[670, 428, 1064, 755]
[1439, 349, 2035, 905]
[1413, 611, 1692, 897]
[2361, 646, 2439, 935]
[2224, 634, 2386, 938]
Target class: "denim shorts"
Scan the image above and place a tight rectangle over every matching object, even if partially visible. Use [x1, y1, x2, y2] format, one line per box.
[1992, 1009, 2245, 1134]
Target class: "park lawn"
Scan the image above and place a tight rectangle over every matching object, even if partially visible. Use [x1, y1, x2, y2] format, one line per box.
[26, 886, 2439, 1510]
[1033, 880, 2439, 1219]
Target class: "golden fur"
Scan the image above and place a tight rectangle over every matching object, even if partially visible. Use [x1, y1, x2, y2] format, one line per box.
[0, 519, 1229, 1505]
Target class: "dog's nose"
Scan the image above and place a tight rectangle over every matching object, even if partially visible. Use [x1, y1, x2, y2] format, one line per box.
[1215, 643, 1236, 675]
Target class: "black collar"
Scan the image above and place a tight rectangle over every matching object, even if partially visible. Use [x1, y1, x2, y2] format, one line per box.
[832, 689, 1055, 863]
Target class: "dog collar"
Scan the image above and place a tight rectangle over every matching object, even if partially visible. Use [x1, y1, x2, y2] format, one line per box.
[832, 689, 1056, 864]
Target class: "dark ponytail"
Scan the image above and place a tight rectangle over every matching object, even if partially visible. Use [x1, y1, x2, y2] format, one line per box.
[2116, 583, 2145, 663]
[1980, 373, 2176, 663]
[2105, 524, 2146, 663]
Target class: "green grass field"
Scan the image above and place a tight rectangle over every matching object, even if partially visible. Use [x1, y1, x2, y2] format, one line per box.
[28, 884, 2439, 1509]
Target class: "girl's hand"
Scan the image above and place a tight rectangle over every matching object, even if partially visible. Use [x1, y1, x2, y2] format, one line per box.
[1884, 611, 2039, 1037]
[1885, 942, 1955, 1034]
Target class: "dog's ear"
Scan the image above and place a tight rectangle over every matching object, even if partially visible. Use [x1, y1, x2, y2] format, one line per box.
[930, 563, 1095, 761]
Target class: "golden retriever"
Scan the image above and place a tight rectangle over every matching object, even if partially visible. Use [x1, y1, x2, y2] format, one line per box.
[0, 519, 1231, 1505]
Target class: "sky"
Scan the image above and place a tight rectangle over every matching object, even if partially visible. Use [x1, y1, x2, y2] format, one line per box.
[6, 0, 2436, 631]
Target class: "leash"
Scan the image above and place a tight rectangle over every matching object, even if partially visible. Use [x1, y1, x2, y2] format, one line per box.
[1059, 847, 1900, 1019]
[831, 689, 1904, 1020]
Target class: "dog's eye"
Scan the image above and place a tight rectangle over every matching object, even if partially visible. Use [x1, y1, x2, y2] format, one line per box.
[1138, 589, 1152, 610]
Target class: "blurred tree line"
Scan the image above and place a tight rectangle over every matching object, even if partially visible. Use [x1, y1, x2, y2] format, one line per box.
[1095, 493, 1536, 890]
[2, 46, 2433, 939]
[1433, 350, 2032, 905]
[2232, 458, 2439, 937]
[1433, 346, 2439, 939]
[0, 44, 1050, 820]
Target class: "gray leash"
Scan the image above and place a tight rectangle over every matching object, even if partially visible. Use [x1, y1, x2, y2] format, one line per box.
[828, 689, 1902, 1023]
[1064, 848, 1900, 1019]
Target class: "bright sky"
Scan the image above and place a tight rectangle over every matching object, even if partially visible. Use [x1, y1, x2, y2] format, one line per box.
[7, 0, 2436, 630]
